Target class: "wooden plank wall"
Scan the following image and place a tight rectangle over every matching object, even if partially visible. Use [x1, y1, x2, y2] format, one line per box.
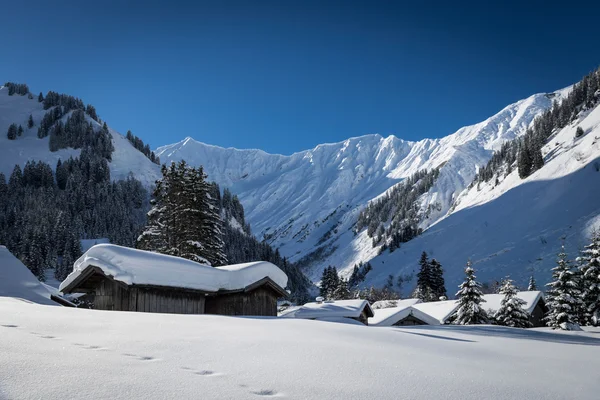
[204, 287, 278, 316]
[92, 278, 206, 314]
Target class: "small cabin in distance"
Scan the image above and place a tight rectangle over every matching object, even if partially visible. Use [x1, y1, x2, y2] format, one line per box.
[59, 244, 288, 317]
[279, 298, 374, 325]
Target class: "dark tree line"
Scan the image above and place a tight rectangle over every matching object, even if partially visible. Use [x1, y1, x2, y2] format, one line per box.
[0, 154, 148, 282]
[472, 66, 600, 186]
[48, 111, 114, 160]
[4, 82, 30, 96]
[355, 168, 440, 252]
[126, 130, 161, 165]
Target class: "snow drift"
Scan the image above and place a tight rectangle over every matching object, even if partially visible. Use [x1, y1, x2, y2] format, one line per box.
[0, 246, 56, 306]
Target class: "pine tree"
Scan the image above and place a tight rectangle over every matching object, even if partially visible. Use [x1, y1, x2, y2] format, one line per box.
[495, 278, 532, 328]
[545, 246, 583, 330]
[6, 123, 18, 140]
[430, 258, 447, 300]
[527, 275, 537, 291]
[38, 92, 44, 102]
[17, 125, 23, 137]
[136, 161, 226, 266]
[579, 232, 600, 326]
[27, 114, 34, 129]
[454, 261, 488, 325]
[517, 140, 532, 179]
[414, 251, 435, 301]
[333, 278, 351, 300]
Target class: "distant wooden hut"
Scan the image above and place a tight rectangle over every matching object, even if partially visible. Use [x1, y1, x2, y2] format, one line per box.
[480, 291, 548, 327]
[279, 299, 374, 325]
[59, 244, 288, 317]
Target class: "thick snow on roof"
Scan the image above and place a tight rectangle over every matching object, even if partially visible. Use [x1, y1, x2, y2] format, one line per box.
[2, 297, 600, 399]
[369, 299, 448, 327]
[412, 300, 460, 324]
[59, 244, 287, 293]
[482, 291, 544, 314]
[279, 299, 371, 319]
[371, 298, 419, 310]
[0, 246, 56, 306]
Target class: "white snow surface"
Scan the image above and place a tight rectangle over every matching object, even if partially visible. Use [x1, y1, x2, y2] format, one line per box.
[59, 244, 288, 293]
[155, 89, 572, 287]
[279, 299, 371, 319]
[1, 297, 600, 399]
[0, 86, 160, 186]
[0, 246, 56, 306]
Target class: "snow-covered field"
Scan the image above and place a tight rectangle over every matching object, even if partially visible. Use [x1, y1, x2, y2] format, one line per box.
[1, 298, 599, 400]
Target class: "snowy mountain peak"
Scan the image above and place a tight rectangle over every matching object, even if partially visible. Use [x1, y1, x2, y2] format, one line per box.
[156, 88, 571, 287]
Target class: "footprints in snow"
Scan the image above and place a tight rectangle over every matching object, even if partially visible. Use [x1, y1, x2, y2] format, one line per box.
[122, 353, 158, 361]
[251, 389, 281, 397]
[1, 323, 283, 397]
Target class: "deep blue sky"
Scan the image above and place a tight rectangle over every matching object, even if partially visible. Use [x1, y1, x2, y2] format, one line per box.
[1, 1, 598, 154]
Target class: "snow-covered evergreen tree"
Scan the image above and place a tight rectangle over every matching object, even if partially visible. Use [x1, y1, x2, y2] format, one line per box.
[137, 161, 227, 266]
[579, 232, 600, 326]
[454, 261, 488, 325]
[495, 278, 532, 328]
[333, 278, 351, 300]
[527, 275, 537, 291]
[545, 246, 583, 330]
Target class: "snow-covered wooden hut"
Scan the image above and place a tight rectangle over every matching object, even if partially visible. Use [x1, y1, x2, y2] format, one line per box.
[369, 299, 433, 326]
[279, 299, 374, 325]
[59, 244, 288, 316]
[481, 291, 547, 327]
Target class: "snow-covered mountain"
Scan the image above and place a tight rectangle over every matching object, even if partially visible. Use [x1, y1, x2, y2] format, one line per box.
[156, 88, 588, 290]
[0, 86, 161, 187]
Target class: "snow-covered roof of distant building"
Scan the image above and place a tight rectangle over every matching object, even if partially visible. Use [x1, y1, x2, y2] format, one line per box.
[279, 299, 374, 320]
[371, 298, 419, 310]
[0, 246, 57, 306]
[369, 299, 446, 327]
[412, 300, 460, 324]
[481, 291, 545, 314]
[59, 244, 288, 294]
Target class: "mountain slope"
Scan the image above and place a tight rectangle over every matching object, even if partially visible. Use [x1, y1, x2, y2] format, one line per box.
[357, 100, 600, 293]
[0, 86, 161, 186]
[156, 89, 568, 283]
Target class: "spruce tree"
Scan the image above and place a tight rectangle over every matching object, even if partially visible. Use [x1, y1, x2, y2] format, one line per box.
[136, 161, 226, 266]
[38, 92, 44, 102]
[495, 278, 532, 328]
[527, 275, 537, 291]
[27, 114, 34, 129]
[7, 123, 18, 140]
[17, 125, 23, 137]
[579, 232, 600, 326]
[545, 246, 583, 330]
[454, 261, 488, 325]
[414, 251, 435, 301]
[430, 258, 447, 300]
[517, 141, 532, 179]
[333, 278, 351, 300]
